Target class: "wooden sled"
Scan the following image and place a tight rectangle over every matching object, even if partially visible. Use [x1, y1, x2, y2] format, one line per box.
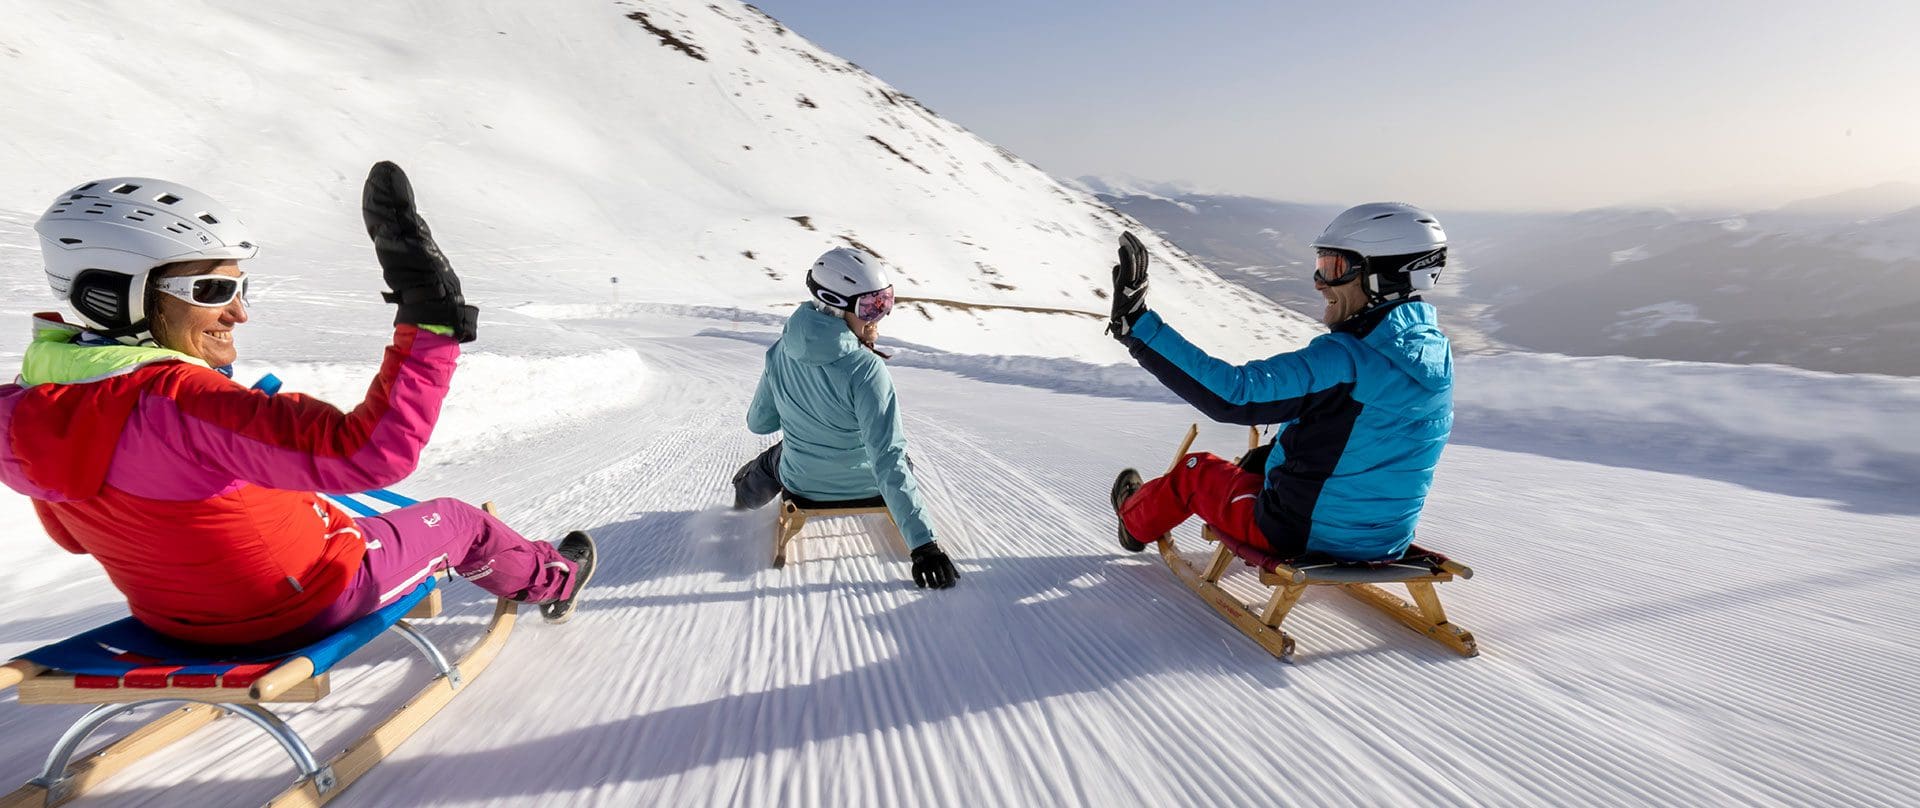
[773, 491, 905, 568]
[0, 498, 518, 808]
[1154, 425, 1479, 662]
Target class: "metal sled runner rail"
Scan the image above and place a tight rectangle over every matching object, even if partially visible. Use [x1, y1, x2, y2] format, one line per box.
[1155, 425, 1481, 662]
[0, 493, 519, 808]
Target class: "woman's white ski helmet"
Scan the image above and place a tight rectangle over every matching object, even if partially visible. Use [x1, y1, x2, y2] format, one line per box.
[806, 247, 891, 311]
[34, 177, 258, 344]
[1310, 202, 1447, 302]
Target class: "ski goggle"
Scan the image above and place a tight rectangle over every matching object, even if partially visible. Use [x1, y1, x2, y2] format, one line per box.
[1313, 250, 1364, 286]
[154, 272, 249, 307]
[854, 286, 895, 323]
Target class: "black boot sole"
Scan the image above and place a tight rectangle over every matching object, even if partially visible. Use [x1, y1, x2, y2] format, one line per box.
[1111, 469, 1147, 553]
[541, 531, 597, 624]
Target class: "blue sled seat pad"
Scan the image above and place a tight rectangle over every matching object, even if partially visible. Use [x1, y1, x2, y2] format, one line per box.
[23, 578, 437, 679]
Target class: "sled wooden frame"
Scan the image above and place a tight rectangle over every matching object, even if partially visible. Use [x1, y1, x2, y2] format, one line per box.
[1155, 425, 1479, 662]
[0, 502, 520, 808]
[774, 495, 905, 568]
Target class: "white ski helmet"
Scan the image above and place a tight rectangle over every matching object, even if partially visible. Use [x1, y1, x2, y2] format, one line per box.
[806, 247, 891, 311]
[1310, 202, 1447, 303]
[34, 177, 258, 344]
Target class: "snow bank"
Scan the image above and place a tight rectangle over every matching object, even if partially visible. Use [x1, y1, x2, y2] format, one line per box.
[1456, 352, 1920, 483]
[232, 347, 648, 459]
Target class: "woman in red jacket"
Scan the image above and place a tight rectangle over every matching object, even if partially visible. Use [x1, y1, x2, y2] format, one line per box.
[0, 163, 596, 648]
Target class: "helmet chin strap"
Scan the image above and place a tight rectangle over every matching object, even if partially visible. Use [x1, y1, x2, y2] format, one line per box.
[90, 317, 156, 346]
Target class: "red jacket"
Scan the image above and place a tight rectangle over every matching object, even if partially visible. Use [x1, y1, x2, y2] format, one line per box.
[0, 316, 458, 644]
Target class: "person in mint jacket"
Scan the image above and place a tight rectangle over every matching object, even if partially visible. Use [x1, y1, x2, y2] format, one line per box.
[1107, 203, 1454, 563]
[731, 248, 958, 589]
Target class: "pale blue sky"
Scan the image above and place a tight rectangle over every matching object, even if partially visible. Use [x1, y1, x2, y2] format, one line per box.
[750, 1, 1920, 211]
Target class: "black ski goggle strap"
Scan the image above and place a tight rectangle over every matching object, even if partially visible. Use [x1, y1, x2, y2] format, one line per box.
[807, 274, 886, 312]
[806, 274, 848, 309]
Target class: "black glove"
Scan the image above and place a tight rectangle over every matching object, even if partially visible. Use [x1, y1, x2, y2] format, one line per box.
[911, 541, 959, 589]
[362, 161, 479, 342]
[1106, 232, 1149, 339]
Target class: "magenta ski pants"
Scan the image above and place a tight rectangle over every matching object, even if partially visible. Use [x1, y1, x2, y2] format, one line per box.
[274, 498, 574, 647]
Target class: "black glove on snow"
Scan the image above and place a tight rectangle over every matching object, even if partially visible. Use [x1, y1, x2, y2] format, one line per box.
[1106, 232, 1150, 339]
[362, 161, 479, 342]
[911, 541, 959, 589]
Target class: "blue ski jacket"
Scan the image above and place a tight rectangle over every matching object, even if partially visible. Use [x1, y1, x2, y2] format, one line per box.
[747, 303, 936, 549]
[1121, 300, 1453, 560]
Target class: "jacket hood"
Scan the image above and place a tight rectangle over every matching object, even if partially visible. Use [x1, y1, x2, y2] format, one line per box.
[1343, 300, 1452, 392]
[778, 303, 861, 366]
[1, 313, 207, 501]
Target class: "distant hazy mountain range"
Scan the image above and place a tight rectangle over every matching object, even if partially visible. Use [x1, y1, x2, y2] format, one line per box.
[1079, 178, 1920, 376]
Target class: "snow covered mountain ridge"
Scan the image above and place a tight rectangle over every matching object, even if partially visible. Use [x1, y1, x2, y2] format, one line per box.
[0, 0, 1314, 365]
[1097, 185, 1920, 375]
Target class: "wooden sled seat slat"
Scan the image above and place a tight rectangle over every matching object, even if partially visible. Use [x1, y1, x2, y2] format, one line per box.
[1199, 527, 1472, 585]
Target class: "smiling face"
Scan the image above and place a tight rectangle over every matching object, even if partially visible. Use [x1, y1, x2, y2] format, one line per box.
[148, 259, 248, 366]
[1316, 273, 1369, 326]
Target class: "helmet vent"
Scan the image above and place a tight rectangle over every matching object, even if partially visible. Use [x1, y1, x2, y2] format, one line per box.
[1370, 213, 1394, 220]
[81, 288, 119, 312]
[58, 238, 82, 245]
[196, 212, 220, 225]
[111, 183, 141, 194]
[74, 182, 98, 192]
[154, 193, 181, 205]
[126, 209, 155, 222]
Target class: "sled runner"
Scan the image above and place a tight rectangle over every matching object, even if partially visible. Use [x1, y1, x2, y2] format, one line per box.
[773, 491, 906, 568]
[0, 491, 518, 808]
[1155, 425, 1479, 662]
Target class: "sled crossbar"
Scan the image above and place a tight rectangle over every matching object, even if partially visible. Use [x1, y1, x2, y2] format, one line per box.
[773, 491, 903, 568]
[0, 498, 520, 808]
[1155, 424, 1480, 662]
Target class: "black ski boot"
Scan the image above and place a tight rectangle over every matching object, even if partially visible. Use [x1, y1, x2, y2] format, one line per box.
[541, 531, 598, 624]
[1111, 468, 1147, 552]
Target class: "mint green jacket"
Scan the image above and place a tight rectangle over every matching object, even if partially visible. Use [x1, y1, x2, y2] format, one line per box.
[748, 304, 935, 549]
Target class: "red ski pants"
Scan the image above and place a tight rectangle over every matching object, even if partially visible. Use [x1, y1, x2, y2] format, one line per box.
[1120, 452, 1272, 551]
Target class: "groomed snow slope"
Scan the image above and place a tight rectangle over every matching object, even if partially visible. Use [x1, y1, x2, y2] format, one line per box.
[2, 309, 1915, 807]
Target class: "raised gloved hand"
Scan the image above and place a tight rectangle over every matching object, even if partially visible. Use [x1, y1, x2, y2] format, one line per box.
[362, 161, 479, 342]
[911, 541, 959, 589]
[1106, 232, 1149, 339]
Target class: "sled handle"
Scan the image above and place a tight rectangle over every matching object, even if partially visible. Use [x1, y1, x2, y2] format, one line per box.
[1166, 424, 1199, 475]
[249, 657, 317, 701]
[0, 659, 45, 691]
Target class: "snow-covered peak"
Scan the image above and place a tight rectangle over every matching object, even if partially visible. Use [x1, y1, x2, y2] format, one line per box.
[0, 0, 1316, 363]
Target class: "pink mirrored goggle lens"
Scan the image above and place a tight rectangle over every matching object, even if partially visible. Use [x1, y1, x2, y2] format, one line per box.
[855, 286, 895, 323]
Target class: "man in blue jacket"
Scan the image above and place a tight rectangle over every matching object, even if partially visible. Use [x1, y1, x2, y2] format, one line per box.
[1108, 203, 1454, 562]
[732, 248, 959, 589]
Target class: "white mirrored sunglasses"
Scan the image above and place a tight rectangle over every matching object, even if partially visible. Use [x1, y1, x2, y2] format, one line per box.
[153, 272, 249, 307]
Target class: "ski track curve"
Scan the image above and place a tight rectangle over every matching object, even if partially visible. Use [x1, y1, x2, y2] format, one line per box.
[1, 310, 1916, 807]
